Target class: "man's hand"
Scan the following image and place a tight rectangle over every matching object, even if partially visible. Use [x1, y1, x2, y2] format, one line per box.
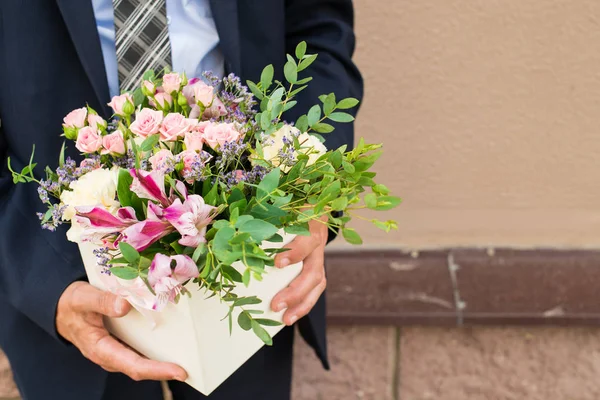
[56, 281, 187, 382]
[271, 217, 328, 325]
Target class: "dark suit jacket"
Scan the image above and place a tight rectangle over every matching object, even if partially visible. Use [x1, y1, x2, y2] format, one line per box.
[0, 1, 363, 398]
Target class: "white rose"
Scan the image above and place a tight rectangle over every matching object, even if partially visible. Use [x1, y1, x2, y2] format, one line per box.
[260, 125, 328, 172]
[60, 167, 120, 222]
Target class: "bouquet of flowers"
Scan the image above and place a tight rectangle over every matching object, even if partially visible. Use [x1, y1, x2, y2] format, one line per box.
[9, 42, 400, 394]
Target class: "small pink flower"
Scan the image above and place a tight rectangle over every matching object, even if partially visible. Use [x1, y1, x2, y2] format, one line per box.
[75, 127, 102, 153]
[101, 130, 126, 155]
[88, 114, 107, 129]
[108, 93, 134, 115]
[120, 203, 174, 251]
[130, 108, 164, 138]
[201, 122, 242, 150]
[148, 253, 199, 310]
[63, 107, 88, 129]
[183, 122, 210, 152]
[143, 80, 156, 94]
[178, 149, 199, 179]
[159, 113, 197, 141]
[192, 81, 214, 107]
[164, 194, 218, 247]
[162, 73, 183, 94]
[202, 98, 227, 120]
[150, 91, 173, 109]
[149, 149, 175, 172]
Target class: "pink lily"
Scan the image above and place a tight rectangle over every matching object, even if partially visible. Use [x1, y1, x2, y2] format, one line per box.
[120, 203, 174, 252]
[129, 169, 172, 207]
[164, 193, 218, 247]
[73, 206, 138, 243]
[148, 253, 199, 310]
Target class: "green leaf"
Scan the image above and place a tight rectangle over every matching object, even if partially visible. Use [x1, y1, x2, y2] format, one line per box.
[295, 115, 309, 132]
[252, 320, 273, 345]
[118, 242, 140, 264]
[247, 81, 264, 100]
[140, 134, 160, 152]
[204, 183, 219, 206]
[260, 111, 271, 131]
[342, 228, 363, 245]
[331, 196, 348, 211]
[269, 233, 284, 243]
[323, 93, 336, 115]
[238, 220, 279, 242]
[230, 232, 252, 244]
[283, 101, 297, 112]
[298, 54, 317, 72]
[342, 161, 355, 173]
[330, 150, 343, 169]
[336, 97, 360, 109]
[250, 203, 288, 223]
[242, 268, 251, 287]
[295, 77, 313, 85]
[234, 215, 255, 228]
[255, 318, 283, 327]
[110, 266, 139, 280]
[284, 223, 311, 236]
[234, 296, 262, 306]
[328, 112, 355, 123]
[373, 184, 391, 195]
[116, 169, 135, 207]
[238, 312, 252, 331]
[260, 65, 274, 91]
[374, 196, 403, 211]
[213, 226, 235, 257]
[192, 243, 207, 262]
[257, 168, 280, 199]
[365, 193, 378, 209]
[289, 85, 308, 97]
[132, 87, 144, 107]
[307, 105, 321, 127]
[222, 265, 243, 283]
[59, 142, 66, 167]
[311, 123, 335, 134]
[284, 60, 298, 84]
[295, 41, 307, 59]
[142, 69, 156, 81]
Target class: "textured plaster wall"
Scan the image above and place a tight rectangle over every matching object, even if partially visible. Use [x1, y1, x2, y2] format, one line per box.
[338, 0, 600, 249]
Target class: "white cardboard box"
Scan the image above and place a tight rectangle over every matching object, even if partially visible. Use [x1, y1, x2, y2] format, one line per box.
[79, 234, 302, 395]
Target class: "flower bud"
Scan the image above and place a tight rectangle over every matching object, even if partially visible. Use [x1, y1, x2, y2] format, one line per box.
[64, 126, 79, 140]
[142, 80, 156, 97]
[123, 99, 135, 116]
[177, 92, 188, 107]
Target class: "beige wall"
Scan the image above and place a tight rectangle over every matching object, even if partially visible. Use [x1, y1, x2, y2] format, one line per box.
[338, 0, 600, 250]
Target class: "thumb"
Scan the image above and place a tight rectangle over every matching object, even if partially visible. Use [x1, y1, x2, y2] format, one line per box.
[93, 289, 131, 318]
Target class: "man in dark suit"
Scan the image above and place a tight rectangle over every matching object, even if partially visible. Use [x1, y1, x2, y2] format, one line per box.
[0, 1, 362, 399]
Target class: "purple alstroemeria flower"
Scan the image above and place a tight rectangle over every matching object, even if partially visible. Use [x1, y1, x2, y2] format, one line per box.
[164, 193, 218, 247]
[120, 203, 174, 252]
[129, 169, 172, 207]
[148, 253, 199, 310]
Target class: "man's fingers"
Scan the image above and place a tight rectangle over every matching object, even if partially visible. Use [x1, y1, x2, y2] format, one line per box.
[275, 234, 320, 268]
[271, 245, 325, 314]
[71, 284, 131, 318]
[282, 277, 326, 326]
[94, 333, 188, 381]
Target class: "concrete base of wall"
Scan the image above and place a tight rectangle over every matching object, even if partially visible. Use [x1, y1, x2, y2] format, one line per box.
[293, 326, 600, 400]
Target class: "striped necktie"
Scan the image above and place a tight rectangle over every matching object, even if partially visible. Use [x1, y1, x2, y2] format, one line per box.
[113, 0, 172, 92]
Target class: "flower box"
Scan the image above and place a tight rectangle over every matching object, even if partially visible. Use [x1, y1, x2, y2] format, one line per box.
[79, 233, 302, 396]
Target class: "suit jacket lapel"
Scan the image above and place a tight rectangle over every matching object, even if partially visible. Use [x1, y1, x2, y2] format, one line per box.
[209, 0, 242, 76]
[55, 0, 110, 115]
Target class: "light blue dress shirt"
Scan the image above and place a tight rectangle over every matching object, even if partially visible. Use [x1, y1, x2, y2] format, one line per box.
[91, 0, 225, 98]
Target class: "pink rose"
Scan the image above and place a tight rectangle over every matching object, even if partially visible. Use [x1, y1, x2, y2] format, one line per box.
[159, 113, 197, 141]
[179, 150, 200, 178]
[75, 127, 102, 154]
[130, 108, 164, 138]
[149, 149, 175, 172]
[101, 130, 126, 155]
[88, 114, 107, 129]
[150, 92, 173, 109]
[201, 122, 242, 150]
[202, 98, 227, 120]
[192, 81, 214, 107]
[107, 93, 134, 115]
[162, 73, 182, 94]
[184, 121, 211, 152]
[63, 107, 87, 128]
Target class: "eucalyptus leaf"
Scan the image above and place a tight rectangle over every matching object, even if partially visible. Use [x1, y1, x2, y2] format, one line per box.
[336, 97, 360, 109]
[118, 242, 140, 264]
[237, 312, 252, 331]
[251, 320, 273, 346]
